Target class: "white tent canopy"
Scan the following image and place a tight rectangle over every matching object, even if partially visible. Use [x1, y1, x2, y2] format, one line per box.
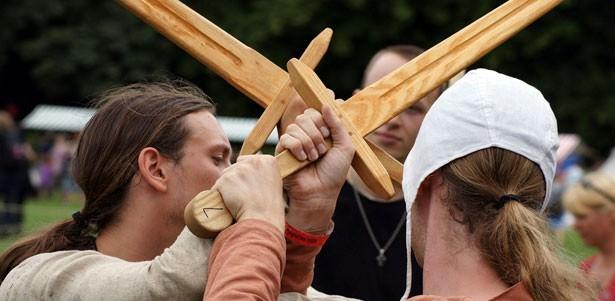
[21, 105, 94, 132]
[601, 148, 615, 176]
[21, 105, 278, 144]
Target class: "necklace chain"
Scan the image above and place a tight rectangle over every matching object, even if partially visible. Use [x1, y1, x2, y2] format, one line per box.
[352, 187, 406, 267]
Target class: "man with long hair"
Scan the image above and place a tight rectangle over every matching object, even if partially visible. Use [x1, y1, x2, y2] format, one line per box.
[0, 80, 355, 300]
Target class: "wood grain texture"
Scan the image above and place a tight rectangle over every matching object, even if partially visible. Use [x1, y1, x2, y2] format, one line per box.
[366, 139, 403, 184]
[341, 0, 563, 136]
[184, 190, 231, 238]
[287, 59, 395, 198]
[239, 28, 333, 155]
[117, 0, 286, 108]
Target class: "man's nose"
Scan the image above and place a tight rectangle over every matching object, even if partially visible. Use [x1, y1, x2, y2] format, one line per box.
[384, 115, 402, 128]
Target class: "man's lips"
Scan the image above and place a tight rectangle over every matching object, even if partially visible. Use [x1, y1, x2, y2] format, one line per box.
[375, 132, 401, 143]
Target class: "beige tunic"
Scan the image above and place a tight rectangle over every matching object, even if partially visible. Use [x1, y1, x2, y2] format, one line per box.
[0, 223, 356, 301]
[0, 227, 212, 300]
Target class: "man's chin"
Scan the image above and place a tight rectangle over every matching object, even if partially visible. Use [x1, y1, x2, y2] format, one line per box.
[373, 145, 398, 158]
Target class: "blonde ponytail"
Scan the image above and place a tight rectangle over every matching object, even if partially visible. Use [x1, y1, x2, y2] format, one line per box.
[441, 147, 596, 301]
[484, 202, 595, 301]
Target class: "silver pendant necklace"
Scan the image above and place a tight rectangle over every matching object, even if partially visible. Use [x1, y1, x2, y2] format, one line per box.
[352, 187, 406, 267]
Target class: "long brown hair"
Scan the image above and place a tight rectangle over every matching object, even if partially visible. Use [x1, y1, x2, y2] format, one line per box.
[0, 81, 214, 283]
[440, 147, 595, 301]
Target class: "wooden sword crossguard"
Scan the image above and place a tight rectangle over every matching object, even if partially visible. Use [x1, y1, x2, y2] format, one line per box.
[238, 28, 332, 156]
[119, 0, 562, 237]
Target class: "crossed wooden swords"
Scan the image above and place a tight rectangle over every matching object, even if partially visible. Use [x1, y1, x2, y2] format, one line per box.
[118, 0, 562, 237]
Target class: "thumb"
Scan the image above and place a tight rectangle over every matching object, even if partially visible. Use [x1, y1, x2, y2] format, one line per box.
[322, 105, 351, 148]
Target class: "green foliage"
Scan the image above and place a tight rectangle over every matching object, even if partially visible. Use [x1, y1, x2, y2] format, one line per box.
[0, 0, 613, 152]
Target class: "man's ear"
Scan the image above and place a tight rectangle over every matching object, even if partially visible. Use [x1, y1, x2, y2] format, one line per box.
[417, 174, 433, 196]
[417, 172, 446, 203]
[137, 147, 170, 192]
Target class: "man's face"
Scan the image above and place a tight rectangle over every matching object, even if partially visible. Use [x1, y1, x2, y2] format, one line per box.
[363, 51, 439, 162]
[573, 208, 615, 247]
[167, 110, 232, 226]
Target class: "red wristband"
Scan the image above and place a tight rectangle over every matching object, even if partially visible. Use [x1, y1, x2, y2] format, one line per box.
[284, 222, 329, 247]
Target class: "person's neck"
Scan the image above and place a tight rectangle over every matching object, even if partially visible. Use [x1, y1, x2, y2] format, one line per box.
[96, 195, 182, 262]
[347, 170, 404, 203]
[422, 214, 509, 299]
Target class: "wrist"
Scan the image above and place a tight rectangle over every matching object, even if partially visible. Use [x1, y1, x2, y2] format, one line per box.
[239, 210, 285, 234]
[285, 206, 334, 234]
[285, 221, 332, 247]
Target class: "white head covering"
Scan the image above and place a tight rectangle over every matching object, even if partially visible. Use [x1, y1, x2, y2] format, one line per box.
[400, 68, 559, 300]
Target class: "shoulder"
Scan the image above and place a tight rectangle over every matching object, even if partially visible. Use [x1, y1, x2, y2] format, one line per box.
[4, 249, 120, 281]
[0, 250, 111, 299]
[9, 249, 110, 274]
[1, 229, 213, 300]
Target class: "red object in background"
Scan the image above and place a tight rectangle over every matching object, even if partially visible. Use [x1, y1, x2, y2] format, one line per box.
[581, 256, 615, 301]
[5, 103, 20, 119]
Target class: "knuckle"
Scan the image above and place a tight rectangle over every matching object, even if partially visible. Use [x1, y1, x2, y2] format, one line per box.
[304, 108, 320, 116]
[286, 124, 300, 133]
[287, 138, 301, 149]
[295, 114, 309, 125]
[309, 133, 322, 143]
[279, 133, 291, 143]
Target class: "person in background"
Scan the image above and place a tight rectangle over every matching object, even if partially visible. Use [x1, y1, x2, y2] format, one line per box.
[58, 133, 80, 202]
[0, 111, 32, 236]
[311, 45, 445, 300]
[563, 171, 615, 301]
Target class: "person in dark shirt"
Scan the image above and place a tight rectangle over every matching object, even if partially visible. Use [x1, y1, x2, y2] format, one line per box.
[311, 45, 447, 300]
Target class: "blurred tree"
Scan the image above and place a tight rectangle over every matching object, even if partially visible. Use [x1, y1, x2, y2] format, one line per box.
[0, 0, 613, 153]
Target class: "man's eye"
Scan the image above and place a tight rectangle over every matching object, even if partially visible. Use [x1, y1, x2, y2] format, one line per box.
[404, 107, 419, 114]
[404, 105, 426, 115]
[212, 155, 224, 165]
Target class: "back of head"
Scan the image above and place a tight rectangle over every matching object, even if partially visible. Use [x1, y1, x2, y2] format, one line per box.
[403, 69, 559, 208]
[0, 80, 214, 283]
[402, 69, 594, 300]
[441, 148, 595, 301]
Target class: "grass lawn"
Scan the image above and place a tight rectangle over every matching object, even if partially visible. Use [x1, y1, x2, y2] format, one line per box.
[0, 194, 82, 252]
[562, 229, 597, 264]
[0, 195, 598, 265]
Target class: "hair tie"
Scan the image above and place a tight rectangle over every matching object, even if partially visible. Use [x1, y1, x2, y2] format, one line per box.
[496, 194, 522, 208]
[72, 211, 88, 229]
